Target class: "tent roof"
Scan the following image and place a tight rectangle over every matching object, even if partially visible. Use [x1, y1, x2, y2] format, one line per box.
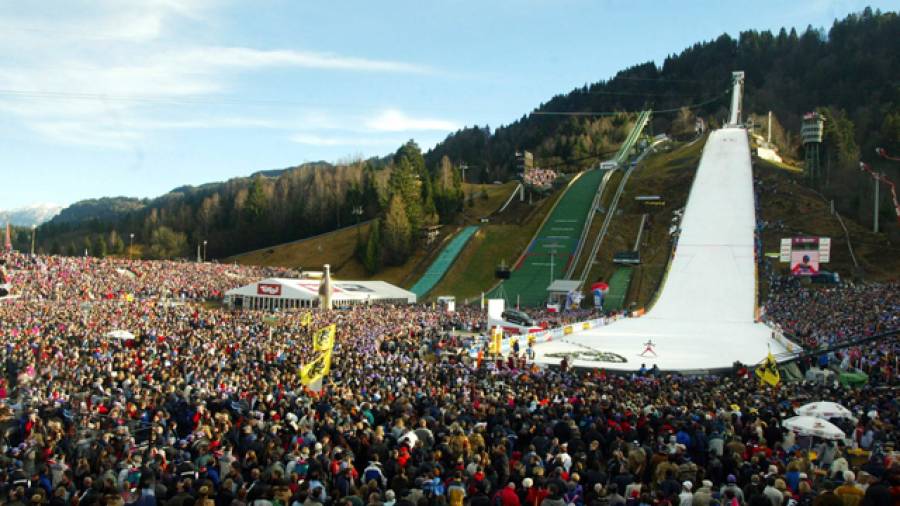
[224, 277, 416, 303]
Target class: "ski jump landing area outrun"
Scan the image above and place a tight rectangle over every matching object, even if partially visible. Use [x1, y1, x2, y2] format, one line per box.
[532, 128, 796, 373]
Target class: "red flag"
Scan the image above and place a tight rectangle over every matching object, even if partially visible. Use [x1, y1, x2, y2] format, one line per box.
[4, 222, 10, 251]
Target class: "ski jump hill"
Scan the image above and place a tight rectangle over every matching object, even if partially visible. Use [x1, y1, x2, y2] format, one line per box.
[532, 126, 796, 372]
[530, 72, 801, 372]
[489, 110, 651, 307]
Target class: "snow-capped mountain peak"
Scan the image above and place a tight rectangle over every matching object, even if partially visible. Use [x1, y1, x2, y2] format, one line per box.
[0, 203, 64, 227]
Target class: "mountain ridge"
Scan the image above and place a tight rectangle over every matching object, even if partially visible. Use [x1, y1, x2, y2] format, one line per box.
[0, 203, 63, 227]
[33, 8, 900, 256]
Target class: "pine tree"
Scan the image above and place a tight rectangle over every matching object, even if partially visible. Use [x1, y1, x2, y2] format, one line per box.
[383, 194, 412, 265]
[433, 156, 465, 223]
[108, 230, 125, 254]
[93, 234, 108, 258]
[149, 226, 188, 259]
[363, 218, 382, 274]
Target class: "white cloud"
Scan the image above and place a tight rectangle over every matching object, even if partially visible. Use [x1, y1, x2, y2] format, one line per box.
[0, 2, 435, 148]
[172, 47, 433, 74]
[365, 109, 458, 132]
[290, 134, 401, 147]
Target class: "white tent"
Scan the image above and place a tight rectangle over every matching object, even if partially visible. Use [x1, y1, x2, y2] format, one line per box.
[782, 416, 845, 440]
[795, 401, 855, 420]
[224, 277, 416, 310]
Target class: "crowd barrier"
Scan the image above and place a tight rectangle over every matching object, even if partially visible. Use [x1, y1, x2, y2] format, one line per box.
[466, 316, 614, 357]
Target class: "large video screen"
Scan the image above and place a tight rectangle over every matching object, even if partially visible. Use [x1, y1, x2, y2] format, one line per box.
[790, 237, 820, 276]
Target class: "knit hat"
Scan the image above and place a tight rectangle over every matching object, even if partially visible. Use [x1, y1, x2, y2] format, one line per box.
[683, 481, 692, 491]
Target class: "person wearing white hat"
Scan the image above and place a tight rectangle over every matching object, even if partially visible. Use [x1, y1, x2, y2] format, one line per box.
[678, 480, 693, 506]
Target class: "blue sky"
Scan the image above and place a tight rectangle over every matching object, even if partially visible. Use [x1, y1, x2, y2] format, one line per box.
[0, 0, 894, 210]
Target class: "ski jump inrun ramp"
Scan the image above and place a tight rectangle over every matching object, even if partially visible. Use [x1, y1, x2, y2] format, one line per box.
[531, 71, 798, 372]
[533, 126, 795, 372]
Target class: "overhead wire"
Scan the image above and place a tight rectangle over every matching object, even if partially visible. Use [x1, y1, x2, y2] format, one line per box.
[530, 87, 731, 117]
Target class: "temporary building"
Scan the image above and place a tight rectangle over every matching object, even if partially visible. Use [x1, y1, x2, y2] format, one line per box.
[224, 277, 416, 310]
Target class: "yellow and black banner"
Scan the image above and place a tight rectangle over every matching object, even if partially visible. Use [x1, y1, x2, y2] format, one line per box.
[755, 351, 781, 387]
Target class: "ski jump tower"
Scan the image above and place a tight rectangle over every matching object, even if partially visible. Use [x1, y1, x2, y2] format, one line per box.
[801, 112, 826, 185]
[728, 71, 745, 126]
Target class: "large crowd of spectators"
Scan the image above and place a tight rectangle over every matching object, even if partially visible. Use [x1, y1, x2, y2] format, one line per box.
[523, 170, 559, 190]
[0, 252, 896, 506]
[764, 277, 898, 349]
[2, 253, 294, 302]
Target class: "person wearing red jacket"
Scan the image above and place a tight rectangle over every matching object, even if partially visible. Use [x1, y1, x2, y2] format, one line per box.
[524, 478, 549, 506]
[494, 482, 521, 506]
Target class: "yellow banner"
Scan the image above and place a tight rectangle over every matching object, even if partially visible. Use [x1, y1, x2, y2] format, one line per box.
[582, 322, 590, 330]
[301, 312, 312, 327]
[299, 349, 332, 386]
[312, 324, 336, 353]
[490, 327, 503, 354]
[564, 325, 573, 335]
[755, 351, 781, 387]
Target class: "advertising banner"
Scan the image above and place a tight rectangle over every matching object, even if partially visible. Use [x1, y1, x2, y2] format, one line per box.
[257, 283, 282, 296]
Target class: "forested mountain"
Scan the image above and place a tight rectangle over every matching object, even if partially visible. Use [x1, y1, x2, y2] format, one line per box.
[37, 146, 464, 264]
[34, 8, 900, 258]
[431, 8, 897, 179]
[40, 160, 376, 259]
[428, 8, 899, 230]
[52, 197, 148, 224]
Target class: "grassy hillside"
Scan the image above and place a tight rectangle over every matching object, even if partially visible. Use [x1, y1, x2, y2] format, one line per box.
[755, 160, 900, 282]
[228, 182, 520, 286]
[427, 186, 564, 301]
[227, 221, 371, 273]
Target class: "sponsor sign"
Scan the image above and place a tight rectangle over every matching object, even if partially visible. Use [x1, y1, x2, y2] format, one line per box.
[818, 237, 831, 263]
[467, 318, 609, 358]
[257, 283, 282, 296]
[296, 281, 343, 294]
[779, 238, 792, 263]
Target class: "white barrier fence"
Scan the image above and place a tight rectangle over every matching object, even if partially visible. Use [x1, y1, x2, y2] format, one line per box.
[467, 316, 614, 357]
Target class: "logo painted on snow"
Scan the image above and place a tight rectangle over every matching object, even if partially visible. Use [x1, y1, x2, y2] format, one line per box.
[257, 283, 282, 296]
